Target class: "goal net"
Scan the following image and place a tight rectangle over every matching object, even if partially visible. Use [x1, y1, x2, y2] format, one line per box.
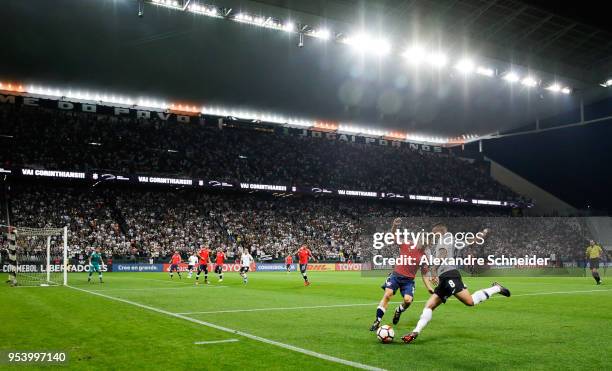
[3, 226, 68, 286]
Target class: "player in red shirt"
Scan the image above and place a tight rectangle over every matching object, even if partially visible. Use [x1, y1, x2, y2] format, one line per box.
[214, 249, 226, 282]
[295, 244, 317, 286]
[285, 255, 293, 273]
[195, 246, 211, 285]
[370, 218, 435, 331]
[168, 251, 182, 279]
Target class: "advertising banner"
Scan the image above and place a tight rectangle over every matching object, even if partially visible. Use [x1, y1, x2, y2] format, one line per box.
[1, 264, 109, 273]
[0, 164, 525, 208]
[162, 263, 193, 272]
[305, 263, 336, 271]
[335, 263, 363, 271]
[255, 263, 295, 271]
[113, 264, 164, 272]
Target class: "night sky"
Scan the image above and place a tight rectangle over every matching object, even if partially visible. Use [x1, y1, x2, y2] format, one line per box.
[481, 121, 612, 213]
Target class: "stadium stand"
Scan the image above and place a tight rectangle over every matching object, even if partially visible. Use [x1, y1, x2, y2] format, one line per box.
[0, 102, 523, 201]
[1, 184, 590, 264]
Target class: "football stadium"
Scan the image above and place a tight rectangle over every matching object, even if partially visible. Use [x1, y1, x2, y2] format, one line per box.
[1, 0, 612, 369]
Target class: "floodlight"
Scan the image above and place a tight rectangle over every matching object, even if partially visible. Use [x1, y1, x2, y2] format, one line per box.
[427, 52, 447, 68]
[502, 72, 520, 83]
[545, 83, 561, 92]
[520, 76, 538, 87]
[402, 46, 426, 65]
[283, 22, 295, 32]
[476, 66, 494, 77]
[312, 29, 331, 40]
[455, 59, 475, 74]
[600, 79, 612, 87]
[346, 34, 391, 55]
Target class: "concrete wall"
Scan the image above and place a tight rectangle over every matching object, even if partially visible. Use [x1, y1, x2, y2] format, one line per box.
[487, 157, 577, 215]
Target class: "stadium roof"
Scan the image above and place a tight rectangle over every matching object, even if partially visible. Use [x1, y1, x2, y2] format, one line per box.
[249, 0, 612, 84]
[1, 0, 611, 139]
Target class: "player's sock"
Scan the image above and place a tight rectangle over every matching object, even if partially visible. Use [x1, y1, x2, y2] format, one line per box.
[170, 273, 174, 279]
[376, 306, 386, 321]
[413, 308, 433, 333]
[204, 274, 208, 282]
[88, 271, 92, 281]
[99, 273, 103, 282]
[302, 274, 308, 282]
[593, 271, 601, 284]
[393, 302, 409, 324]
[397, 302, 410, 313]
[472, 285, 501, 305]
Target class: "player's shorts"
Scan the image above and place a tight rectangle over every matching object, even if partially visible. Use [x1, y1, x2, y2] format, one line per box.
[299, 264, 308, 274]
[90, 263, 101, 273]
[434, 270, 467, 303]
[590, 258, 600, 269]
[188, 264, 195, 271]
[170, 264, 179, 272]
[215, 265, 223, 274]
[381, 273, 415, 297]
[198, 264, 209, 274]
[240, 266, 250, 273]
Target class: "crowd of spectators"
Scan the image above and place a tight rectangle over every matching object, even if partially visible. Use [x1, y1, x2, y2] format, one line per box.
[0, 101, 591, 265]
[0, 103, 523, 201]
[1, 185, 592, 264]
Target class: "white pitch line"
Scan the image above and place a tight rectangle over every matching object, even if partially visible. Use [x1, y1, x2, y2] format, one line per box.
[67, 285, 386, 371]
[122, 276, 206, 286]
[194, 339, 239, 345]
[177, 302, 383, 315]
[178, 288, 612, 315]
[85, 286, 227, 292]
[509, 288, 612, 297]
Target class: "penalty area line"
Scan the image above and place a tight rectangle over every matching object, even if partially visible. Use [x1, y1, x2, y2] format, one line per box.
[67, 285, 386, 371]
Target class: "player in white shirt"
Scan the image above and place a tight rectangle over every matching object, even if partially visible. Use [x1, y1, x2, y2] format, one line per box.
[239, 251, 254, 285]
[187, 253, 198, 278]
[402, 225, 510, 344]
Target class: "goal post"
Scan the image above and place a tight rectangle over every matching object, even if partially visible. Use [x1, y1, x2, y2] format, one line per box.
[3, 225, 68, 287]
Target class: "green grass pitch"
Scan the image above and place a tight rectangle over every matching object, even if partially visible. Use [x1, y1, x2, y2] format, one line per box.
[2, 271, 611, 370]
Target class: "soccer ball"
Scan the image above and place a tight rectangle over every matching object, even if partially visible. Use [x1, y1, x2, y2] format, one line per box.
[376, 325, 394, 343]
